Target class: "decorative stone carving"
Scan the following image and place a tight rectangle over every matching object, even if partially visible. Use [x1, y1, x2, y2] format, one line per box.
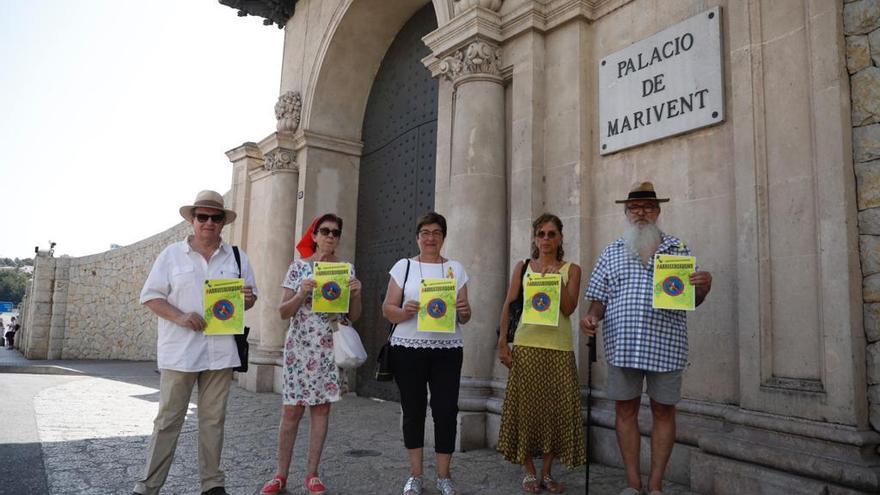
[275, 91, 302, 133]
[453, 0, 503, 15]
[439, 41, 501, 81]
[217, 0, 297, 29]
[263, 148, 296, 171]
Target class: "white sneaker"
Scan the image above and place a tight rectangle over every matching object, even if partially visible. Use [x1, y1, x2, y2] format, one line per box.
[436, 477, 459, 495]
[403, 475, 423, 495]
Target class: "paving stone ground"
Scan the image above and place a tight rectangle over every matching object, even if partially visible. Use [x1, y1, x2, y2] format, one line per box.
[0, 350, 699, 494]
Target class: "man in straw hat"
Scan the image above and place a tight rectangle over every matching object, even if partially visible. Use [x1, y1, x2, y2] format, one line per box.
[580, 182, 712, 495]
[133, 190, 258, 495]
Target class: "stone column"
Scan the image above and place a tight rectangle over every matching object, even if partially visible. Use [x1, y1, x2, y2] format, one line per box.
[225, 142, 263, 249]
[237, 131, 299, 393]
[23, 251, 55, 359]
[47, 257, 70, 359]
[431, 37, 507, 449]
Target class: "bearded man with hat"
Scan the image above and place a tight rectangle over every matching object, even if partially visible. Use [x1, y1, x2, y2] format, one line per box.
[133, 190, 258, 495]
[580, 182, 712, 495]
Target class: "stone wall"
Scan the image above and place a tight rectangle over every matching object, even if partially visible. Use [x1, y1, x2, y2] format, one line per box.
[18, 221, 191, 360]
[848, 0, 880, 435]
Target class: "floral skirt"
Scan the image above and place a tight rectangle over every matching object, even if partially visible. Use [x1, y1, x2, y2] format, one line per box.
[497, 346, 587, 468]
[281, 319, 342, 406]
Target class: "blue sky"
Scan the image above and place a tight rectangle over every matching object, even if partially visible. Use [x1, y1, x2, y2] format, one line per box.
[0, 0, 282, 258]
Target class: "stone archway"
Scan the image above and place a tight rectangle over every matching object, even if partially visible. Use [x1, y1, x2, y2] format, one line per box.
[302, 0, 451, 140]
[296, 0, 451, 399]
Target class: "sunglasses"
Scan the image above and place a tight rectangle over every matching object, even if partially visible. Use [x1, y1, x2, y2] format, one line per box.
[195, 213, 225, 224]
[535, 230, 559, 239]
[318, 227, 342, 238]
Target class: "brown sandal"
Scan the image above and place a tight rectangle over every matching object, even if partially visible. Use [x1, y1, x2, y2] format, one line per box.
[542, 475, 564, 494]
[522, 473, 541, 493]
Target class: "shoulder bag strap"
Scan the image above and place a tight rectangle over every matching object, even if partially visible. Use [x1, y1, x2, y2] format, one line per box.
[517, 258, 530, 301]
[386, 259, 411, 339]
[232, 246, 242, 278]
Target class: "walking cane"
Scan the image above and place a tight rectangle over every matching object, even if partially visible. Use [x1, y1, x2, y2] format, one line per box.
[585, 335, 597, 494]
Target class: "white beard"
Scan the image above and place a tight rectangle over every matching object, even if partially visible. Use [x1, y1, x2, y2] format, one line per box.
[623, 221, 662, 259]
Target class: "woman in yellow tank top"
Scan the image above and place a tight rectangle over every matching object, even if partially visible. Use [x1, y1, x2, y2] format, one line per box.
[497, 213, 587, 493]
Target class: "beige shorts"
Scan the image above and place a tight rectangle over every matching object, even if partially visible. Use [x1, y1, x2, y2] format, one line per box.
[605, 364, 683, 405]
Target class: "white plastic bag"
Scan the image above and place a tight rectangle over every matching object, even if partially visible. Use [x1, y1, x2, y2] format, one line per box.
[334, 323, 368, 369]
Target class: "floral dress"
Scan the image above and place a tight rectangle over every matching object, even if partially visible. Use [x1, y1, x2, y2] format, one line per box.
[281, 259, 350, 406]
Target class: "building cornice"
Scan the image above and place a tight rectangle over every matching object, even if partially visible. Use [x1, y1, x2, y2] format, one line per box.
[217, 0, 297, 29]
[292, 130, 364, 157]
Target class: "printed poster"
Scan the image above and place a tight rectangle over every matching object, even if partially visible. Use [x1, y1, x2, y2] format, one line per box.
[203, 278, 245, 335]
[312, 262, 351, 313]
[522, 273, 561, 327]
[652, 254, 696, 311]
[418, 278, 457, 333]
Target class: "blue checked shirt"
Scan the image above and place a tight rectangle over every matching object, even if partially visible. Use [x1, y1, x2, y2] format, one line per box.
[585, 233, 692, 372]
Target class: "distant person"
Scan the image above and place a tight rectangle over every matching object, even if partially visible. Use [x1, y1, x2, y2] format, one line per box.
[1, 317, 5, 347]
[382, 212, 471, 495]
[132, 190, 258, 495]
[4, 316, 17, 349]
[496, 214, 586, 493]
[580, 182, 712, 495]
[259, 214, 363, 495]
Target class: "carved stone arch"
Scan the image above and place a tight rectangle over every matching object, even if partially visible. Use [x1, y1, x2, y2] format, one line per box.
[301, 0, 452, 140]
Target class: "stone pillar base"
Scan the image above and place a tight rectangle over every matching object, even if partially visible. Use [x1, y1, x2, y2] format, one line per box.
[237, 362, 281, 393]
[424, 410, 487, 452]
[589, 396, 880, 493]
[690, 452, 868, 495]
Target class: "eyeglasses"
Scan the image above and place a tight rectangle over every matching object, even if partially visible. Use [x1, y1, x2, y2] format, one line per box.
[418, 230, 444, 238]
[318, 227, 342, 238]
[535, 230, 559, 239]
[625, 204, 659, 213]
[195, 213, 225, 224]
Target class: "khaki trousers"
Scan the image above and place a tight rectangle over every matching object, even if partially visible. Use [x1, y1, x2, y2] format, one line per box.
[133, 368, 233, 495]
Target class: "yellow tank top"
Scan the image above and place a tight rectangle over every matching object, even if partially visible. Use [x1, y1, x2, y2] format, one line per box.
[512, 262, 573, 352]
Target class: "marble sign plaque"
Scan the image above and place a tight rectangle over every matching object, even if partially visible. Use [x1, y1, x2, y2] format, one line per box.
[599, 7, 724, 154]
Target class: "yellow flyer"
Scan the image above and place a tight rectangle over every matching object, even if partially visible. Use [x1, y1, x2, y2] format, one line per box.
[203, 278, 245, 335]
[312, 261, 351, 313]
[418, 278, 457, 332]
[653, 254, 696, 311]
[522, 273, 561, 326]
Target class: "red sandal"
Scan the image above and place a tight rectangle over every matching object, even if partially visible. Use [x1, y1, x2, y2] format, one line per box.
[260, 475, 287, 495]
[305, 474, 327, 495]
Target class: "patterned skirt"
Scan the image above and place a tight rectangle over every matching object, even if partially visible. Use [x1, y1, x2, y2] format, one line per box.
[497, 346, 587, 468]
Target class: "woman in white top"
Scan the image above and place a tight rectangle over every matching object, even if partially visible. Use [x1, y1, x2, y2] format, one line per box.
[382, 212, 472, 495]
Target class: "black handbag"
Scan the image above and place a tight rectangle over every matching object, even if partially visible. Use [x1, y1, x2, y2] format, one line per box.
[232, 246, 250, 373]
[375, 259, 410, 382]
[497, 259, 530, 343]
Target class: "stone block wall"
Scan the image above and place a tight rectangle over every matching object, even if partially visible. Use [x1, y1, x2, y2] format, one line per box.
[19, 221, 190, 360]
[846, 0, 880, 433]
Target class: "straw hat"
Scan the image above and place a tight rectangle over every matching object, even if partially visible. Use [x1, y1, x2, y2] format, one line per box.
[178, 190, 237, 224]
[615, 181, 670, 204]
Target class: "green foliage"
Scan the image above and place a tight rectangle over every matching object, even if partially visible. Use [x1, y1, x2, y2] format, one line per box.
[0, 270, 29, 305]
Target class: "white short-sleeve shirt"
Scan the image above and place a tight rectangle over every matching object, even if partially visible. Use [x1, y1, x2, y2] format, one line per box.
[388, 257, 468, 349]
[140, 237, 258, 372]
